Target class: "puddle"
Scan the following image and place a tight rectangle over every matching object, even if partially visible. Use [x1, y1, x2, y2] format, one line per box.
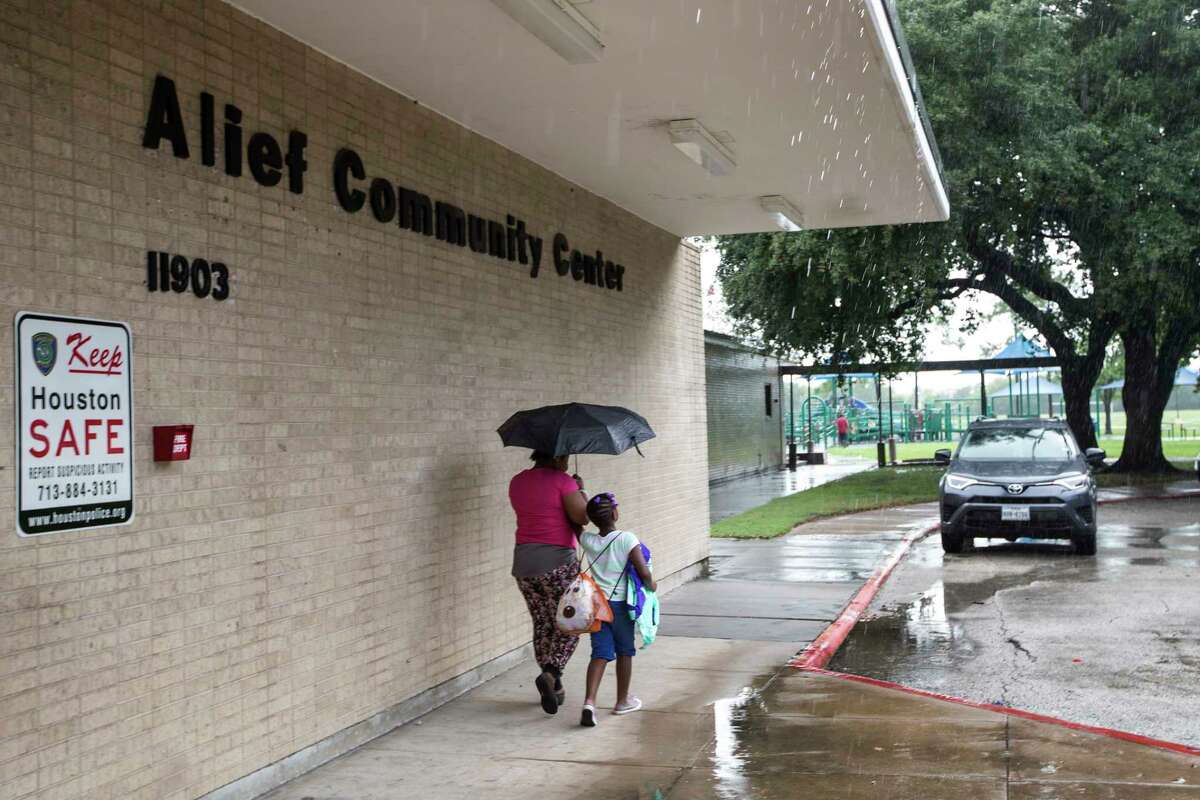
[826, 565, 1050, 677]
[710, 685, 769, 798]
[826, 519, 1200, 684]
[1106, 524, 1200, 551]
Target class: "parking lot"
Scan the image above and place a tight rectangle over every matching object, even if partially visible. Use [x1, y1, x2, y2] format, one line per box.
[829, 497, 1200, 746]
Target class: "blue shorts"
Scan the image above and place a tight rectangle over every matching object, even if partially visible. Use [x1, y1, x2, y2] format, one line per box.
[590, 601, 636, 661]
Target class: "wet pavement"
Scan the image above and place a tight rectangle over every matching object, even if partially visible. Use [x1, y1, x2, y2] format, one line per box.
[708, 457, 874, 523]
[830, 497, 1200, 747]
[260, 646, 1200, 799]
[661, 504, 934, 642]
[256, 494, 1200, 799]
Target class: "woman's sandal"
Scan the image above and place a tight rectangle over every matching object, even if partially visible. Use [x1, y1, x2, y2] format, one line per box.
[535, 672, 559, 715]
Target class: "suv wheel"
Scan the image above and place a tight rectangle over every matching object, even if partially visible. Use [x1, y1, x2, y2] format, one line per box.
[941, 530, 966, 554]
[1072, 532, 1097, 556]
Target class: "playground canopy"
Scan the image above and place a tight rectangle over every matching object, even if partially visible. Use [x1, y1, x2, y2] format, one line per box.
[807, 371, 881, 380]
[1028, 379, 1063, 397]
[963, 334, 1059, 375]
[1098, 366, 1200, 391]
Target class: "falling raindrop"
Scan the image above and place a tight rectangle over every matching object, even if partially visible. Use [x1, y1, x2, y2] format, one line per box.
[696, 8, 702, 24]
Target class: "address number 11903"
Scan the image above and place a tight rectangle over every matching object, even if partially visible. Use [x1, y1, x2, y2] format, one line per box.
[147, 250, 230, 301]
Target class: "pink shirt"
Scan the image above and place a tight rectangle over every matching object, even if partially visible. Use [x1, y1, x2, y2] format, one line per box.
[509, 467, 579, 548]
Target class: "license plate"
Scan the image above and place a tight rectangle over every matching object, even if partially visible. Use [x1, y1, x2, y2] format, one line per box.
[1001, 506, 1031, 522]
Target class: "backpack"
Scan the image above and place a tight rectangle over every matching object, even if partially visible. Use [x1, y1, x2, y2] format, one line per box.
[555, 537, 619, 636]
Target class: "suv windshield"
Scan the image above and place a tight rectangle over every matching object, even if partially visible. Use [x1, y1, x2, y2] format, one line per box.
[958, 427, 1075, 461]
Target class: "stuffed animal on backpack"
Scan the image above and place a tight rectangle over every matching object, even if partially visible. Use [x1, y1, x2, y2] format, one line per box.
[555, 572, 613, 635]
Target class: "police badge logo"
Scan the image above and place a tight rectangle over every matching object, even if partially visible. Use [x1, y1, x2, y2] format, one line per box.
[31, 332, 56, 376]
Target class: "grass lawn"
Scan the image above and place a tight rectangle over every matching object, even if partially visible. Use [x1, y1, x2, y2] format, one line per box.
[1099, 407, 1200, 437]
[711, 467, 942, 539]
[712, 449, 1199, 539]
[836, 436, 1199, 464]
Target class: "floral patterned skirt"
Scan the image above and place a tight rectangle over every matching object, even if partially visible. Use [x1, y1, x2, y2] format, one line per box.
[515, 559, 581, 674]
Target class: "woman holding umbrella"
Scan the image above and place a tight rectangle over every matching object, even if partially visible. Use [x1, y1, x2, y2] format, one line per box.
[509, 451, 589, 715]
[500, 403, 656, 716]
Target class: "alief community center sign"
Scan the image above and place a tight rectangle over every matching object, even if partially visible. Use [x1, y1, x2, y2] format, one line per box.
[15, 312, 134, 536]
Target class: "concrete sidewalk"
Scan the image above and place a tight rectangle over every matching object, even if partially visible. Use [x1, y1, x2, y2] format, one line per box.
[260, 498, 1200, 799]
[261, 639, 1199, 799]
[660, 504, 936, 643]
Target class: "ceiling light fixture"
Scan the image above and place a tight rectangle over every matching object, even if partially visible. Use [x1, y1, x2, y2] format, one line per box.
[491, 0, 605, 64]
[759, 195, 804, 231]
[668, 119, 737, 176]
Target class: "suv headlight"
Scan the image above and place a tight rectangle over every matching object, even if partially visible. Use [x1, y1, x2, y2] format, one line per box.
[1053, 474, 1091, 491]
[944, 475, 978, 491]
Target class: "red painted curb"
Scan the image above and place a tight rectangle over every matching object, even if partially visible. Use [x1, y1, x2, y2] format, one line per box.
[800, 667, 1200, 758]
[791, 489, 1199, 672]
[787, 489, 1200, 756]
[788, 522, 937, 671]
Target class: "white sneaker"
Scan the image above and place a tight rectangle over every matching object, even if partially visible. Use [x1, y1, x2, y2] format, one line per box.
[613, 696, 643, 715]
[580, 704, 597, 727]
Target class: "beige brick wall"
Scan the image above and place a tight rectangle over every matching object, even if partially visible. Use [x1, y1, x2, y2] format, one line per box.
[0, 2, 710, 798]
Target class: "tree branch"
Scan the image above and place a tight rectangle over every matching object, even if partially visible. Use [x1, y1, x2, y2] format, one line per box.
[964, 230, 1091, 320]
[886, 276, 981, 321]
[975, 273, 1077, 361]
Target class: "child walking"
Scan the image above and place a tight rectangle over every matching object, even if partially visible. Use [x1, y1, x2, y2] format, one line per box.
[578, 492, 656, 727]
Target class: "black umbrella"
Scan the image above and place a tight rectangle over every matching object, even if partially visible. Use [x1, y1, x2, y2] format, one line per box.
[497, 403, 656, 457]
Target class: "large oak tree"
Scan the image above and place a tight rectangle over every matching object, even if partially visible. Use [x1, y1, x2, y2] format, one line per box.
[718, 0, 1200, 471]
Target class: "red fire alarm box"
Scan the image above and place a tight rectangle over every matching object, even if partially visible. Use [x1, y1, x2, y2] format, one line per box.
[153, 425, 194, 462]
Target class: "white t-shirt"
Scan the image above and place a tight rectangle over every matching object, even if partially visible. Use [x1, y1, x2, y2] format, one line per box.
[579, 529, 640, 599]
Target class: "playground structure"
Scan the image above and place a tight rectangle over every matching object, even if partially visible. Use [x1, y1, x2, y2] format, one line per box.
[779, 345, 1071, 466]
[786, 395, 993, 449]
[780, 337, 1200, 464]
[786, 377, 1198, 452]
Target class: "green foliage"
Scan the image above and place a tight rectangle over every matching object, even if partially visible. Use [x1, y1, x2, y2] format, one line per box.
[837, 435, 1199, 463]
[717, 0, 1200, 436]
[710, 468, 942, 538]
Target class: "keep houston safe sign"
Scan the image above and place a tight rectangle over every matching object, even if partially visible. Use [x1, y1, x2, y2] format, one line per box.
[15, 312, 134, 536]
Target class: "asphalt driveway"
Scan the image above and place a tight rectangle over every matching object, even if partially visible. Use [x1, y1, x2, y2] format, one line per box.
[829, 497, 1200, 746]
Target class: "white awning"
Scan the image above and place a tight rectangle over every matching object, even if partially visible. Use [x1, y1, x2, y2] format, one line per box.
[232, 0, 949, 235]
